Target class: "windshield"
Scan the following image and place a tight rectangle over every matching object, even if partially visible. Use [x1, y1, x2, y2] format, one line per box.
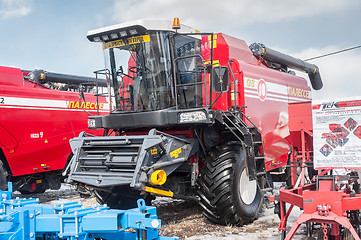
[104, 32, 174, 112]
[103, 31, 205, 113]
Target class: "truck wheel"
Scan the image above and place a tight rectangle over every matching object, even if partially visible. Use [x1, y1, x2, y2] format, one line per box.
[198, 145, 263, 225]
[18, 182, 46, 194]
[0, 162, 8, 190]
[94, 185, 153, 209]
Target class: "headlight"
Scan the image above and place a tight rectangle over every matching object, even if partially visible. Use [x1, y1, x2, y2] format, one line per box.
[88, 119, 96, 128]
[179, 111, 207, 123]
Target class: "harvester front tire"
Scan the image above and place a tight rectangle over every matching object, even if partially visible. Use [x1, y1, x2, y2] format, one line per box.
[198, 145, 263, 226]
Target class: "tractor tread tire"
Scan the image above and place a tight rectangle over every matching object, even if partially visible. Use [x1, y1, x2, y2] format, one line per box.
[0, 161, 8, 190]
[197, 145, 263, 226]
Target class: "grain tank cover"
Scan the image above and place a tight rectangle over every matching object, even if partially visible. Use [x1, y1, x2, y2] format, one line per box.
[250, 43, 323, 90]
[87, 19, 199, 43]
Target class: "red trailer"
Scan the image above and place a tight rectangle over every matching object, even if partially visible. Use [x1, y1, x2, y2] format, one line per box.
[0, 66, 108, 193]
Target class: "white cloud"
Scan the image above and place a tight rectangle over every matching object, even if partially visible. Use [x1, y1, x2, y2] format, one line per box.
[0, 0, 32, 19]
[313, 51, 361, 101]
[111, 0, 361, 31]
[102, 0, 361, 102]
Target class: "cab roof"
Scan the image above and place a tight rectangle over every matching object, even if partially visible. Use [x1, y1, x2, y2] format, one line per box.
[87, 19, 200, 43]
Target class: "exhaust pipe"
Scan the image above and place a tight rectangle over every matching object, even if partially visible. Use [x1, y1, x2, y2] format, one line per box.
[249, 43, 323, 90]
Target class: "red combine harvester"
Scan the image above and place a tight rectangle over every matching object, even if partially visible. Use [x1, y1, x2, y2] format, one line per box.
[0, 66, 108, 193]
[66, 18, 323, 226]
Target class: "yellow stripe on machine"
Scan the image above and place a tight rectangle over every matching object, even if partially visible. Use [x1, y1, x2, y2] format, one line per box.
[145, 186, 174, 197]
[207, 34, 217, 48]
[102, 35, 150, 50]
[204, 59, 220, 67]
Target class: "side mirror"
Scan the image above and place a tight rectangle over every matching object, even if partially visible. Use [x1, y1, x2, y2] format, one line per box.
[79, 84, 86, 103]
[212, 66, 229, 93]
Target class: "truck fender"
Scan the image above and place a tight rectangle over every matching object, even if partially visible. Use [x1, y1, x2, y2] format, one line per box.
[0, 124, 19, 153]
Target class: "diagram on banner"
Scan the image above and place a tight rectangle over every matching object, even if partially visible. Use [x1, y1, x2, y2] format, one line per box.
[319, 117, 361, 157]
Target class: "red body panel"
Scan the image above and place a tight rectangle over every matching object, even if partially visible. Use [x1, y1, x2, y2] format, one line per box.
[288, 102, 313, 153]
[206, 34, 312, 171]
[0, 66, 107, 176]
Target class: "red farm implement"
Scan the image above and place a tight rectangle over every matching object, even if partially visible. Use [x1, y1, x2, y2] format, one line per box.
[275, 100, 361, 240]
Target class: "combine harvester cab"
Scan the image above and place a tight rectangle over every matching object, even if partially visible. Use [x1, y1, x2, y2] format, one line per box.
[67, 18, 322, 226]
[0, 66, 108, 193]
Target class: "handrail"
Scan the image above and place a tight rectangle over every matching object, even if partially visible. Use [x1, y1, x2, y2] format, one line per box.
[173, 54, 208, 110]
[227, 59, 237, 110]
[94, 69, 111, 114]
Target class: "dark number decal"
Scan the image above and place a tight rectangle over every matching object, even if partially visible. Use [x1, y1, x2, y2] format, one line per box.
[0, 97, 4, 104]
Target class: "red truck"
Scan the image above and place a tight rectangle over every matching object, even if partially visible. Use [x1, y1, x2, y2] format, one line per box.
[0, 66, 108, 193]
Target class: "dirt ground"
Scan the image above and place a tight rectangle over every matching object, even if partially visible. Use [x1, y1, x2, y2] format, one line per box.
[15, 184, 307, 240]
[155, 199, 282, 239]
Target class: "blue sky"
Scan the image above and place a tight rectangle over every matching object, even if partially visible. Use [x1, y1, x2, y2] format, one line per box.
[1, 0, 360, 100]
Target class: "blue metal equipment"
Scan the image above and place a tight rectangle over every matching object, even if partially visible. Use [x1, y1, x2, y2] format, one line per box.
[0, 183, 177, 240]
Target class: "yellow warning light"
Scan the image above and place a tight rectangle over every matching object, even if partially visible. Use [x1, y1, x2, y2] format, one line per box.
[172, 18, 181, 30]
[150, 170, 167, 185]
[9, 150, 15, 154]
[44, 139, 48, 143]
[63, 137, 67, 141]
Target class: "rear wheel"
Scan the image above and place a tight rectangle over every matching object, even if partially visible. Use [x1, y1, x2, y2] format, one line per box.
[0, 162, 9, 190]
[197, 145, 263, 225]
[94, 185, 153, 209]
[342, 229, 354, 240]
[18, 181, 47, 194]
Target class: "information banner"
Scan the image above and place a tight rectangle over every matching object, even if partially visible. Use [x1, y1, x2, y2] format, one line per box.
[312, 97, 361, 169]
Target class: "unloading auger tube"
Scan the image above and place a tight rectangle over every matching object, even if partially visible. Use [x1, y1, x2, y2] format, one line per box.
[28, 69, 107, 87]
[249, 43, 323, 90]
